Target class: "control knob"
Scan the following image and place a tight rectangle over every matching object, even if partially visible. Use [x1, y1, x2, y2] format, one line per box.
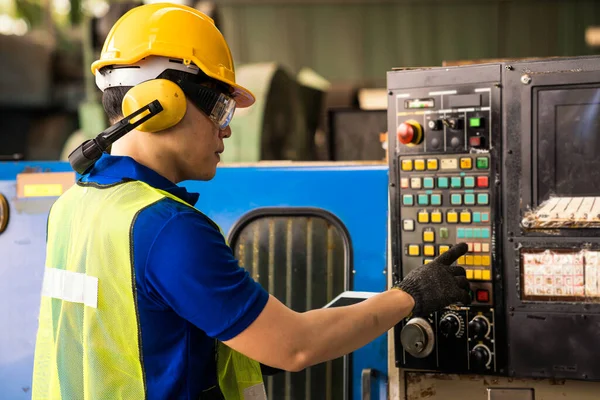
[439, 313, 462, 338]
[397, 120, 424, 146]
[400, 318, 435, 358]
[468, 315, 490, 340]
[470, 344, 492, 370]
[427, 119, 442, 130]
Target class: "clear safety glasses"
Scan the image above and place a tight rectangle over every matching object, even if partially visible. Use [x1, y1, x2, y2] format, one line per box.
[177, 80, 236, 130]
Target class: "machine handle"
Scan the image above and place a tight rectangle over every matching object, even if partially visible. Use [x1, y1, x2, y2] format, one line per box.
[362, 368, 387, 400]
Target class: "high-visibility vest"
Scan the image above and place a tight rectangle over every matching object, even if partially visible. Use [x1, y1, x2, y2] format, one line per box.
[31, 179, 266, 399]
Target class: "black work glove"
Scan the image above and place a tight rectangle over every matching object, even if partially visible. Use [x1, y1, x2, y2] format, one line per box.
[394, 242, 471, 317]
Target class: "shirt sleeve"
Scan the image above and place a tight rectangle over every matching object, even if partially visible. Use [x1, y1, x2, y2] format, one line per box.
[144, 211, 269, 341]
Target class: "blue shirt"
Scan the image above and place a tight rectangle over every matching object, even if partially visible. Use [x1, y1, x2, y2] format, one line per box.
[80, 153, 269, 399]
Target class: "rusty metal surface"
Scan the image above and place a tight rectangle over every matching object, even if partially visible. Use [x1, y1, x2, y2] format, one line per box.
[403, 371, 600, 400]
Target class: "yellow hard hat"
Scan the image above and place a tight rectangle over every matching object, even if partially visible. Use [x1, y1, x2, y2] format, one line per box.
[91, 3, 255, 108]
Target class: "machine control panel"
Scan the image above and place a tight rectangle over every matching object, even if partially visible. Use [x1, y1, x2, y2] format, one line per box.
[388, 66, 503, 375]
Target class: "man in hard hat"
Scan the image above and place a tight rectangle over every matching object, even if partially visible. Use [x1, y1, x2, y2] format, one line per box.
[31, 3, 471, 399]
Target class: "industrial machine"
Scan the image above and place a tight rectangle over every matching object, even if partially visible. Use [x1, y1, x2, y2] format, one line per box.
[388, 63, 504, 375]
[387, 55, 600, 398]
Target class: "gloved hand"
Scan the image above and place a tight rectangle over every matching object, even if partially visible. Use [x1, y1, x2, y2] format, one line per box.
[394, 242, 471, 317]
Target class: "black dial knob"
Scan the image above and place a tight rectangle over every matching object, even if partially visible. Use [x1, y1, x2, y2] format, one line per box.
[439, 314, 460, 337]
[468, 316, 489, 340]
[470, 346, 491, 370]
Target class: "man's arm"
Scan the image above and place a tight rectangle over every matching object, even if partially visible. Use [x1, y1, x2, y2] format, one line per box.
[225, 243, 470, 372]
[224, 289, 414, 372]
[146, 212, 469, 373]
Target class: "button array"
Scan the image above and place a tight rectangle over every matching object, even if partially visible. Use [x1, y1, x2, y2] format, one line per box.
[406, 244, 452, 257]
[402, 175, 490, 190]
[401, 155, 492, 289]
[457, 227, 490, 239]
[401, 156, 488, 172]
[458, 255, 491, 267]
[465, 269, 492, 281]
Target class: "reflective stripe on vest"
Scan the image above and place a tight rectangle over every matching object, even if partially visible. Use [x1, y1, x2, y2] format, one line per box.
[32, 180, 266, 400]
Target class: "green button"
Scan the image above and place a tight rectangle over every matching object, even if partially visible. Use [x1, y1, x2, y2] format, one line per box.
[474, 229, 482, 239]
[469, 117, 482, 128]
[465, 228, 473, 239]
[431, 194, 442, 206]
[418, 194, 429, 205]
[423, 177, 435, 189]
[440, 228, 449, 239]
[464, 194, 476, 205]
[457, 228, 465, 239]
[464, 176, 475, 188]
[403, 195, 414, 206]
[451, 177, 462, 188]
[473, 212, 481, 223]
[478, 193, 489, 205]
[438, 177, 449, 188]
[481, 228, 490, 239]
[451, 194, 462, 205]
[476, 157, 489, 169]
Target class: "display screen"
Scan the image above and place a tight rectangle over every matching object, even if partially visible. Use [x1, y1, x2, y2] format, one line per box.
[405, 98, 435, 109]
[521, 249, 600, 302]
[536, 87, 600, 205]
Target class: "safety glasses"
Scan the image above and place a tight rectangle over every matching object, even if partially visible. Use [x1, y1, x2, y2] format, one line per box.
[177, 80, 236, 130]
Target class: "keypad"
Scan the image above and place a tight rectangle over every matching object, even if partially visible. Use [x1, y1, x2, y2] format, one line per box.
[399, 154, 493, 291]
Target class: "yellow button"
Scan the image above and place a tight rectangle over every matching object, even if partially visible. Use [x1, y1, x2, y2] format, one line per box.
[474, 269, 482, 280]
[402, 160, 413, 171]
[418, 211, 430, 224]
[465, 255, 474, 265]
[474, 255, 482, 266]
[414, 159, 426, 171]
[431, 211, 442, 223]
[423, 231, 435, 243]
[466, 269, 474, 279]
[424, 259, 434, 264]
[424, 245, 436, 257]
[458, 256, 466, 265]
[447, 211, 458, 223]
[460, 211, 472, 223]
[482, 270, 491, 281]
[460, 157, 472, 170]
[439, 245, 450, 254]
[427, 159, 439, 170]
[482, 255, 491, 266]
[408, 245, 420, 256]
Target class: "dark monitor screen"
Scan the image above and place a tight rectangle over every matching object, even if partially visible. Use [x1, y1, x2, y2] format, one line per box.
[535, 86, 600, 206]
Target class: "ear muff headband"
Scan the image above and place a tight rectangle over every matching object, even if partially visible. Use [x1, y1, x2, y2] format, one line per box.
[122, 79, 187, 133]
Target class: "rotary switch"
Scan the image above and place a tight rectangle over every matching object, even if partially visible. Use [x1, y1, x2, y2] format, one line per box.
[400, 317, 435, 358]
[397, 120, 424, 146]
[468, 315, 490, 340]
[439, 312, 463, 338]
[470, 344, 492, 370]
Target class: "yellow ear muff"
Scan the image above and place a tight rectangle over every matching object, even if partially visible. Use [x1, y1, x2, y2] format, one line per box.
[122, 79, 187, 133]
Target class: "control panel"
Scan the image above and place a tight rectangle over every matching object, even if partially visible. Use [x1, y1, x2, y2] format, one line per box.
[387, 64, 504, 375]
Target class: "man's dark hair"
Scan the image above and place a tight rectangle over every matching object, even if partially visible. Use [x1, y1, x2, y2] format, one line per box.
[101, 67, 230, 124]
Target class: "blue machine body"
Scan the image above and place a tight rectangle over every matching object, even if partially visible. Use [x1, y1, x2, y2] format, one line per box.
[0, 161, 389, 399]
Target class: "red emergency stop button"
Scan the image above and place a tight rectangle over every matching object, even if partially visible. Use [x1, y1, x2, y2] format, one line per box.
[397, 120, 423, 146]
[476, 289, 490, 303]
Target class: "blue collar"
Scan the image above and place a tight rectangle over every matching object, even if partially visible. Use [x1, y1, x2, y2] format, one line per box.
[80, 153, 200, 206]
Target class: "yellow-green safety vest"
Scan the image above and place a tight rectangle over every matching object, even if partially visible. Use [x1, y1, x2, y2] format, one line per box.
[31, 179, 266, 399]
